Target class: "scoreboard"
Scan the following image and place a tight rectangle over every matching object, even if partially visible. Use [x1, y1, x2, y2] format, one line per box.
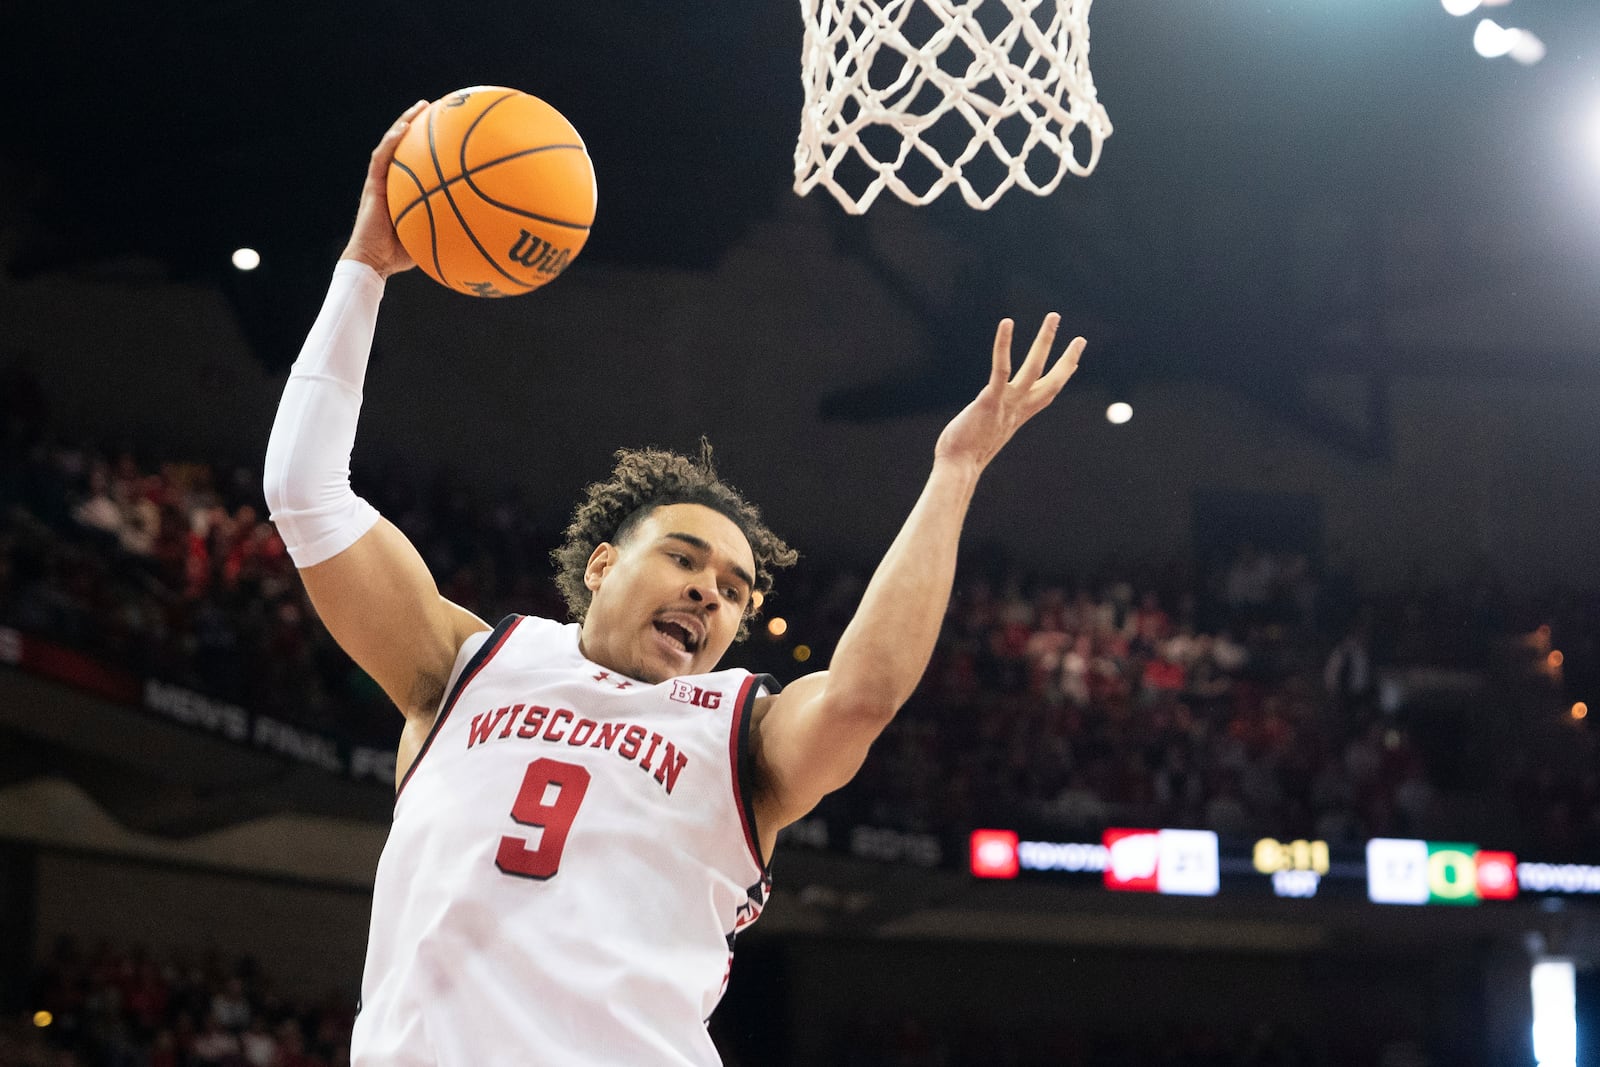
[969, 827, 1600, 906]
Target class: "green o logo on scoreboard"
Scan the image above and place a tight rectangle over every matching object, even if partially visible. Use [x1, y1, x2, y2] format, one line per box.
[1366, 838, 1521, 905]
[1426, 843, 1479, 905]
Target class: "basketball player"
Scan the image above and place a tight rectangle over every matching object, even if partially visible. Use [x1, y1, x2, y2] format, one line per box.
[263, 101, 1085, 1066]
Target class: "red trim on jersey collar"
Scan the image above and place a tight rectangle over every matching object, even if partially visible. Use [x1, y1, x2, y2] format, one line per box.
[395, 614, 524, 800]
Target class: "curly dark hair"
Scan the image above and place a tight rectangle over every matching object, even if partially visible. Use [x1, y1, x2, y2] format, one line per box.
[552, 440, 797, 641]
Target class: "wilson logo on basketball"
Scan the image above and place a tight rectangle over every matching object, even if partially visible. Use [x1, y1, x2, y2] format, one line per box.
[668, 681, 722, 710]
[508, 230, 572, 276]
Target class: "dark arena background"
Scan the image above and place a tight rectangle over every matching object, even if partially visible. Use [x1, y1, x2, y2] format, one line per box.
[5, 1, 1600, 1064]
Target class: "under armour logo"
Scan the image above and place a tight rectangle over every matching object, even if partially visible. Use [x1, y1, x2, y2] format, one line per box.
[593, 671, 633, 690]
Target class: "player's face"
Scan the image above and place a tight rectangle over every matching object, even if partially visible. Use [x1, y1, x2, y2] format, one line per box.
[580, 503, 757, 684]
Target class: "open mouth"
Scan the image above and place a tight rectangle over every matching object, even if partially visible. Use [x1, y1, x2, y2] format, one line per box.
[653, 619, 701, 655]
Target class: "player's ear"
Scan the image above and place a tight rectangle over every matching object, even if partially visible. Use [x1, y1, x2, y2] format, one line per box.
[584, 543, 617, 591]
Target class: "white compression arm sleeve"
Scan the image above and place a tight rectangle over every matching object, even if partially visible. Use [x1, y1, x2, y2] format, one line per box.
[262, 259, 385, 568]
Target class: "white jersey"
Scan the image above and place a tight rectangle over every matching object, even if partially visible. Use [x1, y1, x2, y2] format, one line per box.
[352, 614, 774, 1067]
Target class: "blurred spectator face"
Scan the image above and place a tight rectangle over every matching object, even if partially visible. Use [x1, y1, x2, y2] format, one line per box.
[241, 1018, 277, 1067]
[277, 1020, 306, 1054]
[207, 505, 232, 538]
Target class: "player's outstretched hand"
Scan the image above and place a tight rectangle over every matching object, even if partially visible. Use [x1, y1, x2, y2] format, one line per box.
[340, 100, 430, 279]
[934, 314, 1085, 474]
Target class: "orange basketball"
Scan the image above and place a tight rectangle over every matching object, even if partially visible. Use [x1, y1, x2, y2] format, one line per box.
[387, 87, 597, 297]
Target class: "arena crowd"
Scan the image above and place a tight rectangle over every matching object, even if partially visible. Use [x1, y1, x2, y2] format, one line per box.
[3, 407, 1593, 857]
[8, 938, 351, 1067]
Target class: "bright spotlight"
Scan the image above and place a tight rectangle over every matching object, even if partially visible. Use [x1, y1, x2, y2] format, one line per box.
[766, 617, 788, 638]
[1531, 959, 1577, 1067]
[32, 1011, 52, 1029]
[1509, 30, 1545, 66]
[1440, 0, 1480, 16]
[1572, 702, 1589, 721]
[231, 247, 261, 271]
[1106, 402, 1133, 425]
[1473, 19, 1516, 58]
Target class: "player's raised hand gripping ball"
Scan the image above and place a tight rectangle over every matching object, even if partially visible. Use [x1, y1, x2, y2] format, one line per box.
[386, 87, 597, 297]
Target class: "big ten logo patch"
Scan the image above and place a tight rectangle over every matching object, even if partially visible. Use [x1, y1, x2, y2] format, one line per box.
[669, 680, 722, 710]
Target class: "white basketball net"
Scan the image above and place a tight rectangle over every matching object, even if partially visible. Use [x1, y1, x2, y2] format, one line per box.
[795, 0, 1112, 213]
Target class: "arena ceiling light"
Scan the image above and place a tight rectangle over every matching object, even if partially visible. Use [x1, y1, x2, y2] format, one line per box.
[1474, 19, 1517, 57]
[1472, 19, 1545, 64]
[1508, 29, 1546, 65]
[1441, 0, 1512, 15]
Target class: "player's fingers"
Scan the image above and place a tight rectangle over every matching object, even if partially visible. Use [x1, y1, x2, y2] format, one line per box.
[370, 101, 428, 177]
[1033, 335, 1086, 402]
[1015, 313, 1061, 385]
[391, 99, 429, 133]
[990, 319, 1015, 386]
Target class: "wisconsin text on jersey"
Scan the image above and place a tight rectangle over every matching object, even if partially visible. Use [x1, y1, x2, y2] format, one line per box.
[467, 700, 702, 795]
